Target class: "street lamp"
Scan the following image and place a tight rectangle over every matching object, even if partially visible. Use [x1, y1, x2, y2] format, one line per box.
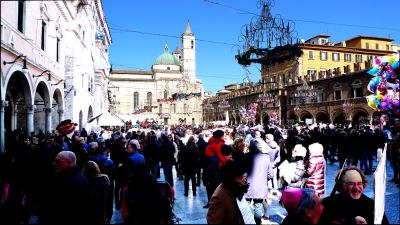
[295, 78, 316, 106]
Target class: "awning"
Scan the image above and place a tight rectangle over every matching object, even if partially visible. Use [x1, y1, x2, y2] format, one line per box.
[97, 111, 124, 126]
[87, 113, 103, 123]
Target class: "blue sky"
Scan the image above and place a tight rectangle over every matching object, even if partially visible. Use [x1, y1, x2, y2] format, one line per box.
[102, 0, 399, 94]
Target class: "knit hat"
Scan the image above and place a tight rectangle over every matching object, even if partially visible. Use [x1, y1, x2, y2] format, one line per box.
[281, 188, 303, 214]
[213, 129, 224, 138]
[56, 119, 77, 138]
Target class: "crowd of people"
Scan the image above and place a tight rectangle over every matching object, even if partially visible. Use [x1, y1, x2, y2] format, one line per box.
[0, 119, 399, 224]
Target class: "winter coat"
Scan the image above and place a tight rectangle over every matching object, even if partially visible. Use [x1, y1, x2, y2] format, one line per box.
[287, 157, 306, 188]
[266, 140, 280, 166]
[207, 184, 245, 224]
[205, 136, 226, 168]
[87, 175, 111, 224]
[305, 154, 326, 196]
[181, 144, 200, 175]
[42, 167, 94, 224]
[244, 152, 273, 199]
[320, 192, 389, 224]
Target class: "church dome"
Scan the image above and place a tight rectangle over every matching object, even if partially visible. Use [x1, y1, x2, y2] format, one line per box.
[154, 44, 180, 65]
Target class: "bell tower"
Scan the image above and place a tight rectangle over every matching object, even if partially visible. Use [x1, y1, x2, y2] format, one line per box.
[181, 21, 196, 85]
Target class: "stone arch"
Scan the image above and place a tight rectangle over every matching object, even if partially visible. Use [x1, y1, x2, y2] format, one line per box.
[299, 110, 313, 124]
[288, 110, 297, 125]
[315, 111, 330, 123]
[352, 108, 369, 127]
[262, 114, 270, 126]
[33, 81, 51, 133]
[51, 88, 64, 130]
[88, 105, 93, 121]
[4, 69, 33, 134]
[3, 64, 33, 104]
[371, 111, 382, 126]
[332, 109, 346, 126]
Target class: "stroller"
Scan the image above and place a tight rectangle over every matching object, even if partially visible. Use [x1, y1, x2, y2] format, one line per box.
[158, 180, 180, 224]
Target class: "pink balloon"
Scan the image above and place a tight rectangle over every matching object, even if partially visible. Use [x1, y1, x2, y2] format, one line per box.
[381, 101, 387, 109]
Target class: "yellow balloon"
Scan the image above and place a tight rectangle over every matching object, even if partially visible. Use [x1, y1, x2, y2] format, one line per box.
[368, 100, 377, 109]
[388, 56, 395, 64]
[376, 94, 383, 100]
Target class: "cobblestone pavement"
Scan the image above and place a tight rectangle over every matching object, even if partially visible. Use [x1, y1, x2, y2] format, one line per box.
[109, 158, 399, 224]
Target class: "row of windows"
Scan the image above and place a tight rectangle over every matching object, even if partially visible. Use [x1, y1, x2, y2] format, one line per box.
[133, 92, 153, 110]
[365, 42, 390, 50]
[309, 51, 375, 63]
[17, 1, 61, 62]
[289, 81, 363, 104]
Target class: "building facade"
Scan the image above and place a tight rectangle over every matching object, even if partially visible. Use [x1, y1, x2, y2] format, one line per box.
[204, 35, 396, 127]
[109, 22, 204, 125]
[1, 0, 111, 152]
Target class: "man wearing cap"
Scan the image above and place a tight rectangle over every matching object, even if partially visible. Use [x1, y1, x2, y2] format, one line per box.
[320, 166, 389, 224]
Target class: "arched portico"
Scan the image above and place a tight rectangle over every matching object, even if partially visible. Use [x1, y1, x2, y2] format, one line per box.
[2, 66, 34, 153]
[33, 81, 51, 133]
[315, 111, 330, 123]
[52, 88, 64, 130]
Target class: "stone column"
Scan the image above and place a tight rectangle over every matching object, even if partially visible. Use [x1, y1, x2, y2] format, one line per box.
[12, 107, 17, 131]
[44, 107, 52, 133]
[58, 109, 64, 124]
[0, 100, 9, 154]
[25, 104, 35, 135]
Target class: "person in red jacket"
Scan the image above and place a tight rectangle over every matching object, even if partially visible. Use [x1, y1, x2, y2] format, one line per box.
[203, 129, 225, 208]
[205, 130, 227, 168]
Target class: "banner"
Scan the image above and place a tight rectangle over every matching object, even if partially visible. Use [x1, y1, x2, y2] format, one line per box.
[374, 143, 387, 224]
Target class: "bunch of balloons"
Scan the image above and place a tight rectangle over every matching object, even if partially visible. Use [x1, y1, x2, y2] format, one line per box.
[269, 111, 280, 125]
[239, 103, 259, 125]
[366, 53, 399, 117]
[247, 102, 258, 124]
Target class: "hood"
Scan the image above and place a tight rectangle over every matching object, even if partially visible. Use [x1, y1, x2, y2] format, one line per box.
[308, 142, 324, 156]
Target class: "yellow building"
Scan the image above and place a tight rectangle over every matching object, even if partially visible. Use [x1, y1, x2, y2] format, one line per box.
[263, 35, 394, 84]
[204, 35, 396, 126]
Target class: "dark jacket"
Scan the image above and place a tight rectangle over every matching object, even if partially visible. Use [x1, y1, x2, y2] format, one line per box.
[181, 144, 199, 174]
[87, 175, 111, 224]
[320, 192, 389, 224]
[42, 167, 94, 224]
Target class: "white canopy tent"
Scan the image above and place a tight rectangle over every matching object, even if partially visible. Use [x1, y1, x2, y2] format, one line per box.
[98, 111, 124, 126]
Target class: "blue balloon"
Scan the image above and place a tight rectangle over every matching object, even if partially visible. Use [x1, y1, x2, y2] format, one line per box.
[374, 98, 381, 107]
[367, 67, 378, 75]
[392, 61, 399, 70]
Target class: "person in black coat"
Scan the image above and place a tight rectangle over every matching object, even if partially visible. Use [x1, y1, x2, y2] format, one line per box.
[40, 151, 94, 224]
[159, 134, 176, 188]
[182, 136, 200, 196]
[125, 164, 172, 224]
[196, 133, 208, 186]
[320, 166, 389, 224]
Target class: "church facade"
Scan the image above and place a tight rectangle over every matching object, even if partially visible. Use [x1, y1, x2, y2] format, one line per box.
[109, 22, 204, 125]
